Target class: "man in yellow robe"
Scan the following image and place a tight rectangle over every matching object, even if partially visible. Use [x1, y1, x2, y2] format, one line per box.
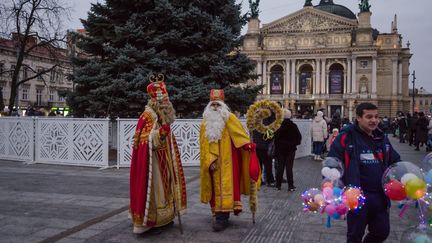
[130, 75, 187, 234]
[200, 89, 260, 232]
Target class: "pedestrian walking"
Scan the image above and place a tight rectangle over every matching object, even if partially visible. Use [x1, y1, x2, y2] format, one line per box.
[274, 109, 302, 191]
[199, 89, 260, 232]
[311, 111, 328, 160]
[415, 112, 429, 151]
[328, 102, 401, 242]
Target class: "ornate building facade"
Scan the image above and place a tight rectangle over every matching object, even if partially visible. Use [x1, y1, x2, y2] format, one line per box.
[0, 34, 72, 115]
[242, 0, 412, 119]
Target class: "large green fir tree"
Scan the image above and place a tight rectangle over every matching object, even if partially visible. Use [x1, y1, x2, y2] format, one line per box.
[67, 0, 261, 118]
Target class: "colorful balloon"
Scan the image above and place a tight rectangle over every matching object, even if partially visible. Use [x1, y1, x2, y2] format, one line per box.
[384, 179, 406, 201]
[401, 173, 419, 185]
[406, 178, 427, 200]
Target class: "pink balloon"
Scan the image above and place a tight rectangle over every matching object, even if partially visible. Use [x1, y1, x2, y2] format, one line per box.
[323, 187, 333, 200]
[325, 204, 336, 216]
[336, 203, 348, 215]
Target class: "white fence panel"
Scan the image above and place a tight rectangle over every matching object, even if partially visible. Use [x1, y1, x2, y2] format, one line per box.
[0, 117, 34, 162]
[117, 119, 137, 168]
[171, 119, 201, 166]
[35, 118, 109, 167]
[117, 119, 202, 167]
[293, 119, 312, 158]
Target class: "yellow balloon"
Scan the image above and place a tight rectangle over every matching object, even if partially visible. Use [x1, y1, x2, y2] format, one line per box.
[405, 178, 427, 199]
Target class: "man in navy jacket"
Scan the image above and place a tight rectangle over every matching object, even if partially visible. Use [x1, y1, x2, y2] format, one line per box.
[328, 102, 401, 243]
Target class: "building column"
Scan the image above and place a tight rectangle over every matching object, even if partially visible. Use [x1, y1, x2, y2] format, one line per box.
[351, 56, 357, 93]
[372, 57, 377, 95]
[347, 58, 351, 93]
[315, 59, 320, 95]
[344, 64, 348, 94]
[392, 59, 397, 95]
[291, 59, 296, 94]
[321, 59, 326, 94]
[285, 59, 290, 94]
[263, 60, 267, 94]
[257, 60, 262, 86]
[398, 62, 402, 95]
[326, 71, 330, 94]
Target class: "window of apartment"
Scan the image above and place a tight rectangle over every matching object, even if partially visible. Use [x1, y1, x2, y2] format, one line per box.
[49, 90, 55, 101]
[57, 70, 64, 83]
[36, 89, 42, 106]
[37, 68, 44, 81]
[22, 67, 28, 80]
[10, 65, 16, 78]
[50, 69, 56, 82]
[0, 63, 4, 79]
[22, 88, 28, 100]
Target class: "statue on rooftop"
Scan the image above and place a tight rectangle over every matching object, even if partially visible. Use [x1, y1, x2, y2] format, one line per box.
[359, 0, 371, 12]
[304, 0, 313, 7]
[249, 0, 260, 18]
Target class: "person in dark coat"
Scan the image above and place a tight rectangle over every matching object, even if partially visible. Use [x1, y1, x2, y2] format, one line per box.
[397, 112, 408, 143]
[252, 131, 275, 186]
[274, 109, 302, 191]
[408, 112, 418, 146]
[415, 112, 429, 151]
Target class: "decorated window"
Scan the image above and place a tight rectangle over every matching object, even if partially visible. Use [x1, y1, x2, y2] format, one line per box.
[270, 65, 284, 95]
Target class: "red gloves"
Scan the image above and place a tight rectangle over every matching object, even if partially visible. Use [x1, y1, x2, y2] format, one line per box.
[242, 143, 256, 152]
[159, 124, 171, 137]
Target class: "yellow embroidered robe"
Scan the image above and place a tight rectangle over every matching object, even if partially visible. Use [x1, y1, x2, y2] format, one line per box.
[200, 113, 254, 213]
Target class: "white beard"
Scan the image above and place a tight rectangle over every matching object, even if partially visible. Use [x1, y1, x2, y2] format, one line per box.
[203, 101, 230, 143]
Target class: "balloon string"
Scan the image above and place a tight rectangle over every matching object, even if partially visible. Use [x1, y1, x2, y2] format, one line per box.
[399, 203, 410, 218]
[418, 199, 426, 228]
[326, 216, 331, 228]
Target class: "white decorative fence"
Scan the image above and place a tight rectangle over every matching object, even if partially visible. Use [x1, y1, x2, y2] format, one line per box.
[0, 117, 34, 162]
[0, 117, 312, 168]
[35, 118, 109, 167]
[117, 119, 201, 167]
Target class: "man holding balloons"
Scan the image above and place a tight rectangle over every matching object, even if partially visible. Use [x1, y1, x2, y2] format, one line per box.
[328, 102, 401, 243]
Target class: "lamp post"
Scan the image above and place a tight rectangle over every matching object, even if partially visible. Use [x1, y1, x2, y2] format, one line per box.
[412, 70, 416, 114]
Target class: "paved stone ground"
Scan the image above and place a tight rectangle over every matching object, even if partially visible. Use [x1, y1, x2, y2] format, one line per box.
[0, 136, 429, 243]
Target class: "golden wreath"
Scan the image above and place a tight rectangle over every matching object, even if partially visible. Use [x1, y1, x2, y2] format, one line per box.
[246, 100, 283, 140]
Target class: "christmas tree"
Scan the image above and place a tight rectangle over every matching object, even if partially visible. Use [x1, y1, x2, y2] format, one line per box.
[68, 0, 261, 118]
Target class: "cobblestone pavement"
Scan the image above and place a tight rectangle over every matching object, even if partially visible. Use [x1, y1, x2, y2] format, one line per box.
[0, 136, 429, 243]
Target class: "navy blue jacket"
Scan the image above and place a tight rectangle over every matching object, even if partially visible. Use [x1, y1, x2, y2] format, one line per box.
[328, 123, 401, 192]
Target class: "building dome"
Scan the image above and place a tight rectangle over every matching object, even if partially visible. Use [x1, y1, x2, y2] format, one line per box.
[314, 0, 357, 20]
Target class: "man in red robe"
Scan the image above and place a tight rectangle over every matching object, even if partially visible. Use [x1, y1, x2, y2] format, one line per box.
[129, 75, 187, 234]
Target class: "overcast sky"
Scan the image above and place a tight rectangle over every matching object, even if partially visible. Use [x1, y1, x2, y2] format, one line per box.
[68, 0, 431, 91]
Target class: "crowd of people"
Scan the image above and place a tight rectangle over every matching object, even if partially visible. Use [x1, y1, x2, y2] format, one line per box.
[387, 111, 432, 152]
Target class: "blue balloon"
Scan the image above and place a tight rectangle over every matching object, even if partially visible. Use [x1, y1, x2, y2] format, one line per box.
[332, 213, 341, 219]
[425, 170, 432, 185]
[333, 187, 342, 197]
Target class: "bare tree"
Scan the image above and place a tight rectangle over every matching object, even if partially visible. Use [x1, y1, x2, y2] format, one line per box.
[0, 0, 71, 114]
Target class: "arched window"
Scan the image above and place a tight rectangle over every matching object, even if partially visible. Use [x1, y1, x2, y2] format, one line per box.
[270, 65, 283, 94]
[299, 65, 313, 95]
[329, 63, 344, 94]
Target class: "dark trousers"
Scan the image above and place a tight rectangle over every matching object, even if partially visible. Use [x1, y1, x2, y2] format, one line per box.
[399, 131, 406, 143]
[347, 192, 390, 243]
[275, 151, 296, 188]
[256, 148, 274, 183]
[215, 212, 229, 222]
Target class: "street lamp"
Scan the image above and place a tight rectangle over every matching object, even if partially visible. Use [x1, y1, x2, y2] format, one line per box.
[412, 70, 416, 114]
